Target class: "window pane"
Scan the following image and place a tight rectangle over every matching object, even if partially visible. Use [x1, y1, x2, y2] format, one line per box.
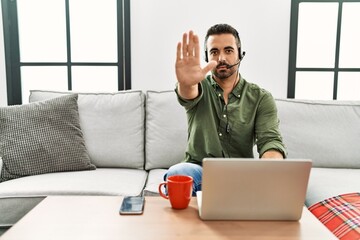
[17, 0, 67, 62]
[339, 3, 360, 68]
[69, 0, 117, 62]
[296, 3, 338, 68]
[337, 72, 360, 100]
[71, 66, 118, 91]
[21, 66, 68, 103]
[295, 71, 334, 100]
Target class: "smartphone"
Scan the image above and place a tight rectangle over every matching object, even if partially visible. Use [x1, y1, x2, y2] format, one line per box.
[119, 196, 145, 215]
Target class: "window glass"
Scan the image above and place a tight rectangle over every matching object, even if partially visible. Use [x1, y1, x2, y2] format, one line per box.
[337, 72, 360, 100]
[21, 66, 68, 103]
[339, 3, 360, 68]
[296, 3, 338, 68]
[17, 0, 67, 62]
[69, 0, 117, 62]
[295, 72, 334, 100]
[71, 66, 118, 91]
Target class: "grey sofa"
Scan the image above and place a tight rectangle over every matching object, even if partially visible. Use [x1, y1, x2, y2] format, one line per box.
[0, 90, 359, 233]
[276, 99, 360, 207]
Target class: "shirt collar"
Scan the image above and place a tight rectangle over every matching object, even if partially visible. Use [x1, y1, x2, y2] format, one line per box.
[208, 74, 244, 99]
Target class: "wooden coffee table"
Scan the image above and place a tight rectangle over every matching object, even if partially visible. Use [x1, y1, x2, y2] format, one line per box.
[0, 196, 336, 240]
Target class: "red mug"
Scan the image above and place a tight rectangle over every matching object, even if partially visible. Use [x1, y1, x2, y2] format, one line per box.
[158, 175, 193, 209]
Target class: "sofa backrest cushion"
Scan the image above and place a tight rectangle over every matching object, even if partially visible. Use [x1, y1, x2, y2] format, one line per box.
[29, 90, 145, 169]
[276, 99, 360, 168]
[145, 91, 187, 170]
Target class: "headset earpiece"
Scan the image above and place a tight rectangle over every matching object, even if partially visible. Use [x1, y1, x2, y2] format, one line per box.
[240, 50, 246, 60]
[205, 50, 208, 62]
[238, 48, 247, 60]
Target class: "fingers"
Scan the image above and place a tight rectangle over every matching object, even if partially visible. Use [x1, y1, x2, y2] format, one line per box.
[193, 34, 200, 59]
[178, 30, 199, 59]
[202, 60, 217, 75]
[188, 31, 200, 58]
[176, 42, 181, 61]
[187, 31, 195, 57]
[182, 32, 188, 58]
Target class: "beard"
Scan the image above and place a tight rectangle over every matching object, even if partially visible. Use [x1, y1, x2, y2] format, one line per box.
[212, 62, 238, 80]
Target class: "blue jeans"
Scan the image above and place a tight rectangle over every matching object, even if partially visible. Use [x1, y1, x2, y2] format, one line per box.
[163, 162, 202, 196]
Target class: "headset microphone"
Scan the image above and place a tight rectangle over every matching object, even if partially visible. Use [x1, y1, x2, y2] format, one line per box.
[226, 51, 246, 69]
[226, 60, 241, 69]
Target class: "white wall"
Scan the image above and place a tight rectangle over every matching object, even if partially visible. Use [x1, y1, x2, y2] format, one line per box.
[131, 0, 291, 98]
[0, 7, 7, 106]
[0, 0, 291, 106]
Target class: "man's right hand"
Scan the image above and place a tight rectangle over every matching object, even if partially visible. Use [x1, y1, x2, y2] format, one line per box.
[175, 31, 217, 100]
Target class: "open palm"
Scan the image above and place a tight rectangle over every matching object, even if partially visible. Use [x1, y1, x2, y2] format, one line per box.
[175, 31, 216, 87]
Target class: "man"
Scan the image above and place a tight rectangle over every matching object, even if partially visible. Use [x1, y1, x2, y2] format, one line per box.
[165, 23, 286, 194]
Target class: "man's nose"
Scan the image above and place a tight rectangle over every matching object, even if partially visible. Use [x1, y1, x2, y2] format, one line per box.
[218, 52, 226, 62]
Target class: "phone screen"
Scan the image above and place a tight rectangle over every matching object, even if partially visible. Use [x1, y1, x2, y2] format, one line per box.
[119, 196, 145, 215]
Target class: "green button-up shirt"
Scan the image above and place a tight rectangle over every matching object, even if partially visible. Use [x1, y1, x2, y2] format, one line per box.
[176, 75, 287, 166]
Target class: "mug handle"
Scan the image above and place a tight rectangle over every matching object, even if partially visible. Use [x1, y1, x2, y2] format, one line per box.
[158, 182, 168, 199]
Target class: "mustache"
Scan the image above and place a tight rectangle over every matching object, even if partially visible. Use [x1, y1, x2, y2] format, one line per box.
[216, 62, 230, 69]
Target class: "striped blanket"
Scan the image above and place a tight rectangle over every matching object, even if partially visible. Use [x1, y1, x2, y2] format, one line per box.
[309, 193, 360, 240]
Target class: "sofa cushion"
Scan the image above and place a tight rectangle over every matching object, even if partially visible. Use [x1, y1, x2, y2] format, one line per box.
[0, 94, 95, 183]
[145, 91, 187, 170]
[305, 167, 360, 206]
[0, 168, 148, 226]
[143, 168, 167, 196]
[29, 90, 145, 169]
[276, 99, 360, 168]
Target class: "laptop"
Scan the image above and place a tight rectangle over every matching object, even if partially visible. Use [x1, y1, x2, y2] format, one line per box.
[196, 158, 312, 221]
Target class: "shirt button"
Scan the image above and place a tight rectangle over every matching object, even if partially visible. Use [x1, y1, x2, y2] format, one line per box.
[223, 114, 227, 118]
[218, 93, 221, 97]
[219, 133, 222, 137]
[238, 95, 240, 97]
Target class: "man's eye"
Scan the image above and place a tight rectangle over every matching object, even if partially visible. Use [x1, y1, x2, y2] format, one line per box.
[210, 51, 218, 56]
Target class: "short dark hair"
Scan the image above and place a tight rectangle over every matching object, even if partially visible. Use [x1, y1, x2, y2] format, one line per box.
[204, 23, 241, 49]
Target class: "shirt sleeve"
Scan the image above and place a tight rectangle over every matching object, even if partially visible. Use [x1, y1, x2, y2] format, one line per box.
[174, 82, 204, 111]
[255, 92, 287, 158]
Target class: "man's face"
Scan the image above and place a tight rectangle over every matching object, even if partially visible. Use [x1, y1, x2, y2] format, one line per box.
[206, 33, 239, 80]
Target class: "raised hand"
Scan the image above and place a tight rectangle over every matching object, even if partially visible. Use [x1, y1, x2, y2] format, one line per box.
[175, 31, 216, 99]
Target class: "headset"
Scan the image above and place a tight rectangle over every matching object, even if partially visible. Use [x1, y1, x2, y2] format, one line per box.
[205, 47, 245, 63]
